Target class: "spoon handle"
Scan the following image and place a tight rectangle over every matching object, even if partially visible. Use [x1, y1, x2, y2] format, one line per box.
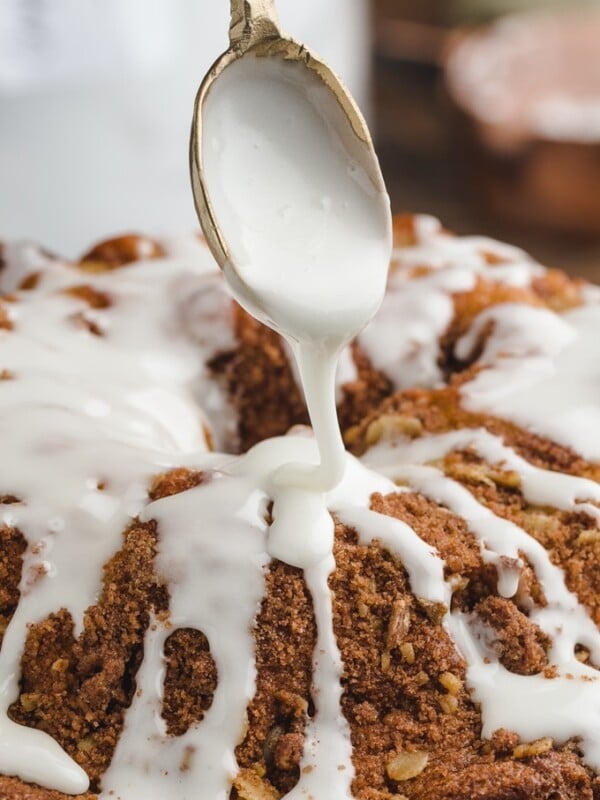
[230, 0, 280, 49]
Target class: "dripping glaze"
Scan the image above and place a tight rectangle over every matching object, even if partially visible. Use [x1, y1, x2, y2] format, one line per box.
[0, 217, 599, 799]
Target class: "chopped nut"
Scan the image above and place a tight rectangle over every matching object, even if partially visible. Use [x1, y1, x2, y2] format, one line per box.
[444, 462, 494, 488]
[417, 599, 447, 625]
[381, 650, 391, 673]
[51, 658, 69, 673]
[365, 419, 383, 446]
[575, 529, 600, 546]
[488, 469, 521, 489]
[386, 597, 411, 650]
[386, 751, 429, 781]
[439, 694, 459, 714]
[513, 737, 553, 759]
[439, 671, 462, 696]
[19, 693, 40, 712]
[344, 425, 360, 447]
[395, 416, 423, 437]
[400, 642, 415, 665]
[449, 573, 469, 593]
[357, 601, 369, 618]
[0, 369, 13, 380]
[274, 690, 308, 719]
[77, 736, 95, 753]
[263, 724, 283, 766]
[365, 414, 423, 447]
[575, 646, 590, 663]
[233, 768, 279, 800]
[524, 511, 560, 535]
[415, 671, 429, 686]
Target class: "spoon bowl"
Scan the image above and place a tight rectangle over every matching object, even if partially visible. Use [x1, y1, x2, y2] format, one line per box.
[190, 0, 392, 340]
[190, 0, 392, 492]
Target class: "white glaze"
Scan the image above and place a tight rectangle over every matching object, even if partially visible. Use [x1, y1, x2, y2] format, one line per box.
[460, 303, 600, 461]
[201, 52, 392, 492]
[356, 214, 545, 391]
[367, 426, 600, 765]
[191, 215, 567, 422]
[101, 464, 270, 800]
[1, 210, 600, 800]
[285, 558, 354, 800]
[0, 237, 224, 793]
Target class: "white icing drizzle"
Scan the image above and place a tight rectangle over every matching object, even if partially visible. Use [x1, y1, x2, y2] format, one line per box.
[366, 427, 600, 527]
[0, 241, 58, 293]
[1, 214, 600, 799]
[101, 467, 270, 800]
[366, 427, 600, 766]
[460, 302, 600, 461]
[253, 216, 549, 411]
[358, 264, 473, 389]
[356, 215, 547, 391]
[285, 558, 354, 800]
[335, 345, 360, 403]
[177, 273, 239, 450]
[283, 338, 359, 407]
[201, 53, 391, 495]
[398, 216, 543, 288]
[103, 437, 450, 800]
[0, 237, 227, 793]
[195, 49, 393, 800]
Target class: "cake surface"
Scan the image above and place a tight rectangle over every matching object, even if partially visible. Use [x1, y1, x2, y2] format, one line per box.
[0, 217, 599, 799]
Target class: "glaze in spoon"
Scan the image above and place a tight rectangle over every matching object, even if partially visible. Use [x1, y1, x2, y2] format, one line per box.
[190, 0, 392, 491]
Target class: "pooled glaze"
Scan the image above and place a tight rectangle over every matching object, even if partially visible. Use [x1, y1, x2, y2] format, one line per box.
[0, 238, 223, 793]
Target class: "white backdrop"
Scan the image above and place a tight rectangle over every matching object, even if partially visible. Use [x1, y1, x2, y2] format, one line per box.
[0, 1, 370, 256]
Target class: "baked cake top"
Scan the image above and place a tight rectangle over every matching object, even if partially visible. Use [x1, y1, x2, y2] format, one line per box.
[0, 217, 598, 800]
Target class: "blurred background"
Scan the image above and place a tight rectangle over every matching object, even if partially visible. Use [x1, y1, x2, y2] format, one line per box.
[0, 0, 599, 279]
[373, 0, 600, 280]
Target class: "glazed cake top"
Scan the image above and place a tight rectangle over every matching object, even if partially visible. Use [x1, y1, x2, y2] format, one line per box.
[0, 217, 599, 799]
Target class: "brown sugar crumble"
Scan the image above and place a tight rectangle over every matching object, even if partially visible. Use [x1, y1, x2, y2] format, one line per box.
[1, 217, 599, 800]
[5, 466, 595, 800]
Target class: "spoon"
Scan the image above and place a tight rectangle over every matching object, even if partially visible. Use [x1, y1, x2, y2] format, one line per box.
[190, 0, 392, 492]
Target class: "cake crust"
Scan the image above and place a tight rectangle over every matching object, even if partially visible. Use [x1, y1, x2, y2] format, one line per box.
[0, 219, 598, 800]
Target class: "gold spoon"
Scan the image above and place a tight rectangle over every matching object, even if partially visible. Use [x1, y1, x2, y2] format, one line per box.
[190, 0, 390, 279]
[189, 0, 391, 495]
